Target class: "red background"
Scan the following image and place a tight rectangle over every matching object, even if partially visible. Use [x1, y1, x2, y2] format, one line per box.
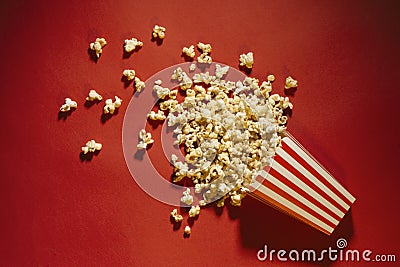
[1, 0, 399, 266]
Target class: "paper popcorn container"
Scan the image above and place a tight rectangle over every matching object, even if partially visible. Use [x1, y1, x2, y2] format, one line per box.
[248, 133, 356, 235]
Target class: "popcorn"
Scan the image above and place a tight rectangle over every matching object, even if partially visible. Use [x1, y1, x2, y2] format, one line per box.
[89, 38, 107, 58]
[153, 81, 170, 99]
[182, 45, 195, 58]
[197, 53, 212, 64]
[103, 96, 122, 115]
[197, 42, 212, 54]
[170, 209, 183, 223]
[147, 110, 166, 120]
[188, 205, 200, 217]
[267, 74, 275, 82]
[180, 188, 194, 205]
[123, 69, 136, 81]
[239, 52, 254, 69]
[81, 139, 102, 154]
[285, 76, 298, 89]
[137, 129, 154, 150]
[86, 90, 102, 102]
[124, 38, 143, 53]
[189, 63, 196, 72]
[215, 64, 229, 80]
[134, 77, 145, 92]
[60, 98, 77, 112]
[152, 25, 166, 39]
[184, 226, 191, 235]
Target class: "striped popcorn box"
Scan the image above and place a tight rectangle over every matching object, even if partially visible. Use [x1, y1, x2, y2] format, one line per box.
[248, 133, 356, 235]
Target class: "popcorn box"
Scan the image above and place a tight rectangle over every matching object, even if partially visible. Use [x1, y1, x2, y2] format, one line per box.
[249, 133, 355, 235]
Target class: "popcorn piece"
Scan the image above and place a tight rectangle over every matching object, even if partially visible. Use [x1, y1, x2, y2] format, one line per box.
[170, 209, 183, 223]
[89, 37, 107, 58]
[153, 83, 170, 99]
[103, 96, 122, 115]
[60, 98, 77, 112]
[81, 139, 102, 154]
[188, 205, 200, 218]
[86, 90, 102, 102]
[124, 38, 143, 53]
[184, 226, 191, 235]
[197, 42, 212, 54]
[182, 45, 195, 58]
[197, 53, 212, 64]
[152, 25, 166, 39]
[134, 77, 145, 92]
[267, 74, 275, 82]
[239, 52, 254, 69]
[123, 69, 136, 81]
[199, 200, 207, 206]
[285, 76, 298, 89]
[189, 63, 196, 72]
[180, 188, 194, 205]
[147, 110, 166, 120]
[215, 64, 229, 80]
[137, 129, 154, 150]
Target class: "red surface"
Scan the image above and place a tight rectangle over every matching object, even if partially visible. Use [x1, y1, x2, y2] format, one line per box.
[1, 0, 399, 266]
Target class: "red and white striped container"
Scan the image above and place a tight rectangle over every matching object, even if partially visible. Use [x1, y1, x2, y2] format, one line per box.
[249, 133, 356, 235]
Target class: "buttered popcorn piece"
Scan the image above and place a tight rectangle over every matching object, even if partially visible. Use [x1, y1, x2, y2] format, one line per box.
[123, 69, 136, 81]
[60, 98, 77, 112]
[285, 76, 298, 89]
[189, 63, 196, 72]
[134, 77, 145, 92]
[82, 139, 102, 154]
[197, 42, 212, 54]
[137, 129, 154, 150]
[86, 90, 102, 102]
[239, 52, 254, 69]
[153, 82, 170, 99]
[180, 188, 194, 205]
[152, 25, 166, 39]
[267, 74, 275, 82]
[147, 110, 166, 120]
[170, 209, 183, 223]
[184, 226, 191, 235]
[124, 38, 143, 53]
[103, 96, 122, 115]
[197, 53, 212, 64]
[188, 205, 200, 217]
[89, 37, 107, 58]
[182, 45, 195, 58]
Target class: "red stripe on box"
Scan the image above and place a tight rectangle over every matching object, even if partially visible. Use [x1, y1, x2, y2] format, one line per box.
[273, 154, 346, 218]
[258, 176, 337, 229]
[280, 141, 353, 207]
[267, 165, 342, 222]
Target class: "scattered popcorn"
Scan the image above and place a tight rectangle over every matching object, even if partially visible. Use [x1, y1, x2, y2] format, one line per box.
[184, 226, 191, 235]
[60, 98, 77, 112]
[239, 52, 254, 69]
[215, 64, 229, 80]
[267, 74, 275, 82]
[153, 82, 170, 99]
[81, 139, 102, 154]
[189, 63, 196, 72]
[170, 209, 183, 223]
[134, 77, 145, 92]
[124, 38, 143, 53]
[182, 45, 195, 58]
[197, 42, 212, 54]
[180, 188, 194, 205]
[188, 205, 200, 217]
[147, 110, 166, 120]
[103, 96, 122, 115]
[285, 76, 298, 89]
[123, 69, 136, 81]
[86, 90, 102, 102]
[89, 37, 107, 58]
[137, 129, 154, 150]
[152, 25, 166, 39]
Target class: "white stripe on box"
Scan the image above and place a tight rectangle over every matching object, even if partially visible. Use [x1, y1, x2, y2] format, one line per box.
[264, 173, 339, 225]
[271, 160, 345, 218]
[283, 137, 356, 203]
[276, 146, 350, 210]
[253, 182, 334, 234]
